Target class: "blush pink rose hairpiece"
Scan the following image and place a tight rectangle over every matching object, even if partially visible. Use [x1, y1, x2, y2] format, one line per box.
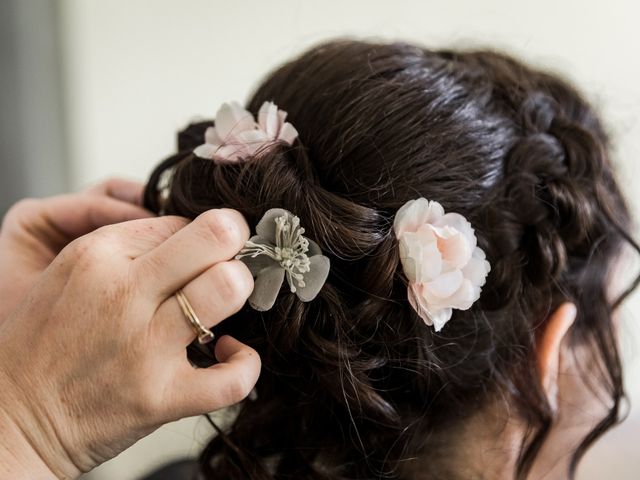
[193, 101, 298, 163]
[393, 198, 491, 332]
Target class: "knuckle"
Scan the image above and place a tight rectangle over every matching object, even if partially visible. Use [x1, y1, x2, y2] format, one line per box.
[64, 235, 92, 260]
[100, 176, 120, 189]
[2, 198, 41, 229]
[87, 231, 119, 256]
[7, 197, 41, 216]
[90, 177, 119, 194]
[66, 230, 120, 267]
[198, 209, 247, 252]
[135, 251, 164, 283]
[213, 261, 253, 309]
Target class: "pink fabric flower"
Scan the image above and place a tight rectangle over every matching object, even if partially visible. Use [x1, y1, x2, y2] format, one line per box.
[193, 101, 298, 162]
[393, 198, 491, 332]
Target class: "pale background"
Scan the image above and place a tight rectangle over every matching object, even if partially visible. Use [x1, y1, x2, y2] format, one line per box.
[3, 0, 639, 478]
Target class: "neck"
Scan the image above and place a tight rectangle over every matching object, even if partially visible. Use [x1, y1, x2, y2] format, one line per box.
[402, 379, 610, 480]
[399, 401, 587, 480]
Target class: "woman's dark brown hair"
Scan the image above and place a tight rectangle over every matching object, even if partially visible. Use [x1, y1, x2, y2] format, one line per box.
[143, 40, 639, 479]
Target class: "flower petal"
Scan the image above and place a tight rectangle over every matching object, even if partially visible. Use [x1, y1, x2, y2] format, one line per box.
[461, 247, 491, 287]
[278, 122, 299, 145]
[434, 212, 477, 250]
[204, 126, 222, 145]
[193, 143, 220, 159]
[435, 229, 472, 269]
[410, 284, 453, 331]
[425, 269, 463, 299]
[393, 198, 444, 238]
[408, 283, 432, 326]
[448, 279, 478, 310]
[295, 255, 330, 302]
[236, 129, 269, 145]
[258, 101, 280, 138]
[255, 208, 290, 243]
[430, 307, 453, 332]
[393, 199, 420, 238]
[215, 102, 256, 141]
[307, 238, 322, 257]
[400, 231, 441, 282]
[248, 265, 285, 311]
[399, 254, 419, 284]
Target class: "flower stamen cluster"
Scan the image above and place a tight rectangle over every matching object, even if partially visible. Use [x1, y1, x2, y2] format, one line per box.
[237, 214, 311, 292]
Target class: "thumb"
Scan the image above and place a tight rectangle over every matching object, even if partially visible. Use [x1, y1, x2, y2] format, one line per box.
[170, 336, 261, 418]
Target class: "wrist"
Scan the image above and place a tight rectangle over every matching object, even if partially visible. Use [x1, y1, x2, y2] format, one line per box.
[0, 365, 80, 479]
[0, 405, 59, 479]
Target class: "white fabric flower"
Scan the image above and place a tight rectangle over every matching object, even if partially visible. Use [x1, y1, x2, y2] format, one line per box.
[193, 101, 298, 162]
[235, 209, 330, 311]
[393, 198, 491, 332]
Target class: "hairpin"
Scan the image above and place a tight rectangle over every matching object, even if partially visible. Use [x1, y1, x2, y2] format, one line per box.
[235, 208, 330, 311]
[393, 198, 491, 332]
[193, 101, 298, 163]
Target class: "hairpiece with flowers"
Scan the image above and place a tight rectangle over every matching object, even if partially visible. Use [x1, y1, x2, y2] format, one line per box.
[393, 198, 491, 332]
[236, 208, 330, 311]
[193, 101, 298, 163]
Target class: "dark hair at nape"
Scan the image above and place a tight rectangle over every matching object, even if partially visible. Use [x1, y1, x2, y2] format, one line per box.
[144, 39, 640, 480]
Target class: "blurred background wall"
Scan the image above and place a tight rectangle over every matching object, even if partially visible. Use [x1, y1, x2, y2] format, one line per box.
[2, 0, 638, 478]
[0, 0, 67, 214]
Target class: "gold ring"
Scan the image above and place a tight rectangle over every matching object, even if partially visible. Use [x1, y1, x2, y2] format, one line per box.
[175, 289, 215, 344]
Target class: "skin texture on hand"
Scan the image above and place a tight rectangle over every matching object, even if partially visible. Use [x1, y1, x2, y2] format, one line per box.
[0, 178, 152, 323]
[0, 195, 260, 478]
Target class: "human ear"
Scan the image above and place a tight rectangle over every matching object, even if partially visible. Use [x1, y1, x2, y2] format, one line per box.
[536, 302, 578, 412]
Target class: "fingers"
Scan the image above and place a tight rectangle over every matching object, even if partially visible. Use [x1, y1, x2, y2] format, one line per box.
[86, 177, 145, 206]
[133, 209, 250, 301]
[1, 179, 152, 255]
[7, 194, 154, 255]
[44, 194, 153, 239]
[171, 336, 261, 417]
[152, 259, 253, 347]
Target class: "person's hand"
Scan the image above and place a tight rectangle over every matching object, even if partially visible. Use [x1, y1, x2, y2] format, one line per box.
[0, 178, 151, 323]
[0, 209, 260, 479]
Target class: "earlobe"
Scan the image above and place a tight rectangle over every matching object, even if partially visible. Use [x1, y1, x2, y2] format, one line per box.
[536, 302, 577, 412]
